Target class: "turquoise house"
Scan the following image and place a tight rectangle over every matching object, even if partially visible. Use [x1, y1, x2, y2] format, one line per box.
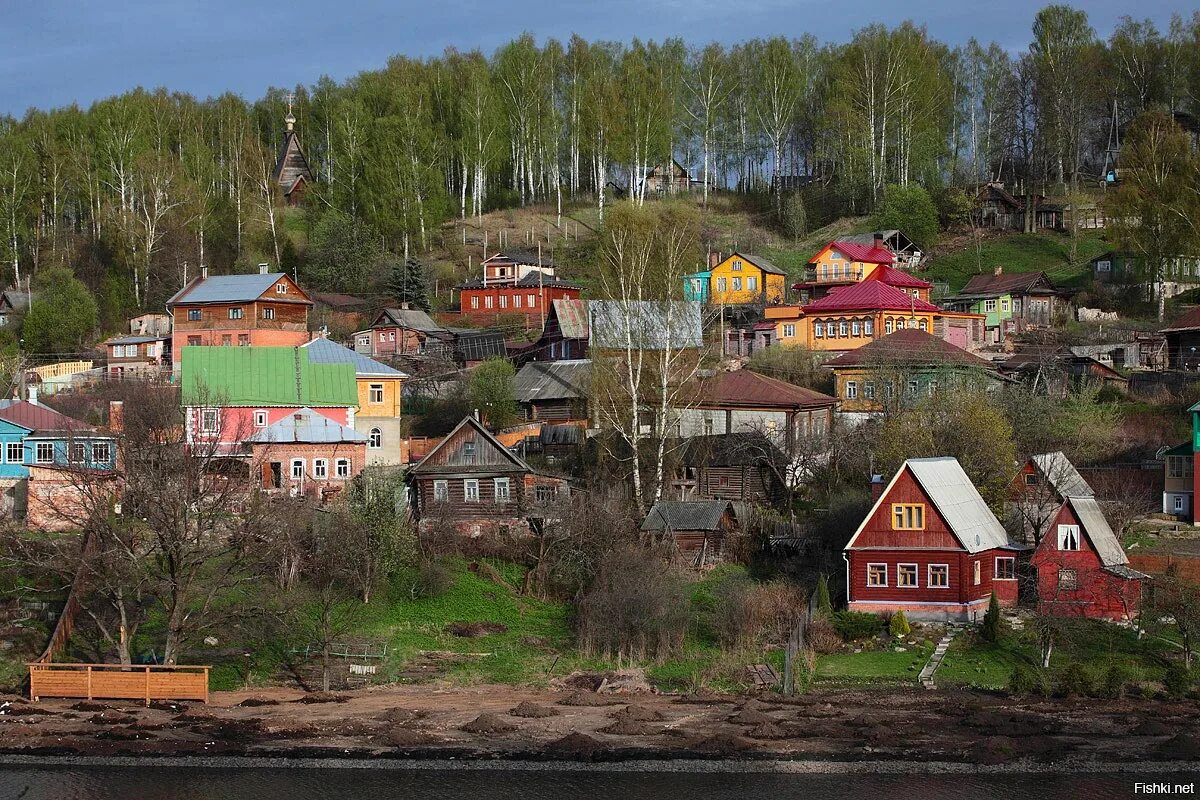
[0, 417, 33, 479]
[683, 271, 711, 302]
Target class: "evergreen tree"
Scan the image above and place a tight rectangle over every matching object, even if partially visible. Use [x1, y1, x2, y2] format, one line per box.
[889, 609, 911, 638]
[815, 573, 833, 616]
[387, 255, 431, 311]
[981, 591, 1002, 642]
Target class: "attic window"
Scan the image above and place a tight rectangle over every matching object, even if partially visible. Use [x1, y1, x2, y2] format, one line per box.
[732, 260, 743, 271]
[1057, 524, 1081, 551]
[463, 440, 476, 458]
[891, 503, 924, 531]
[276, 283, 288, 294]
[1025, 473, 1040, 485]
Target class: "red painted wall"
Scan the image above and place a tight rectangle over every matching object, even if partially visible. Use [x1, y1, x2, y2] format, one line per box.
[188, 406, 351, 448]
[1030, 503, 1142, 620]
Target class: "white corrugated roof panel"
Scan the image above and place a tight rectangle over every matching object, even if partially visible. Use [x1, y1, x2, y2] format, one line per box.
[907, 457, 1010, 554]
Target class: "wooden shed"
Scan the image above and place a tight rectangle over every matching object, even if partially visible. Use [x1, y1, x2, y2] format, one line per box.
[641, 500, 737, 568]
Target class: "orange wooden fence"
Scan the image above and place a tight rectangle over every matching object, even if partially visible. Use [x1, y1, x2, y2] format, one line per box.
[28, 663, 210, 705]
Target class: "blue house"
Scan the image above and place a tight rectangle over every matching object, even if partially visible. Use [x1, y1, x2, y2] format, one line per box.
[683, 271, 711, 302]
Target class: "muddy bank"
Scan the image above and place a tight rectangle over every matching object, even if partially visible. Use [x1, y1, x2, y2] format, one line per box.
[2, 684, 1199, 769]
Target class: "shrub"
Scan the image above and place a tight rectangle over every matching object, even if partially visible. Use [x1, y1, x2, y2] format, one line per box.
[1164, 662, 1193, 699]
[1055, 662, 1095, 698]
[1101, 664, 1130, 699]
[980, 592, 1001, 643]
[709, 574, 805, 648]
[1008, 664, 1050, 696]
[832, 610, 884, 642]
[815, 574, 833, 616]
[413, 558, 454, 598]
[806, 616, 842, 654]
[889, 610, 911, 638]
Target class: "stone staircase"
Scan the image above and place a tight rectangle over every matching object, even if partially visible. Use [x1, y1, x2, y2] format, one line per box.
[918, 625, 961, 689]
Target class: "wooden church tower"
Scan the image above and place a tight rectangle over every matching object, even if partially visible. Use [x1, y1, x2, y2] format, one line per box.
[273, 94, 315, 206]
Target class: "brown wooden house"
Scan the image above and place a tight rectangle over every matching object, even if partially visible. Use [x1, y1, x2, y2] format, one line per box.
[531, 299, 589, 362]
[405, 415, 568, 537]
[641, 499, 737, 568]
[513, 360, 591, 423]
[673, 432, 785, 504]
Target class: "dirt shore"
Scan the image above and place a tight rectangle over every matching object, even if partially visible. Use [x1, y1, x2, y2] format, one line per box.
[2, 683, 1199, 769]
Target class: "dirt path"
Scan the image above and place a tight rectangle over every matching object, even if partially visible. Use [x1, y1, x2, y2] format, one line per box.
[2, 684, 1199, 768]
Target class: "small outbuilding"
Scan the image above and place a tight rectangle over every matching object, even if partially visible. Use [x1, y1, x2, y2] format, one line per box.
[641, 499, 737, 568]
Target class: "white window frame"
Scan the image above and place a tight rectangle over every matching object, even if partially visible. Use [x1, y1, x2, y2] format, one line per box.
[312, 459, 328, 479]
[514, 294, 523, 308]
[368, 383, 385, 404]
[290, 458, 305, 479]
[864, 381, 875, 400]
[5, 442, 21, 463]
[262, 306, 275, 320]
[254, 410, 268, 427]
[973, 560, 982, 585]
[69, 442, 86, 463]
[200, 409, 219, 435]
[527, 294, 536, 307]
[851, 320, 861, 336]
[494, 477, 511, 501]
[471, 296, 480, 309]
[369, 427, 382, 449]
[1175, 495, 1185, 512]
[91, 442, 111, 464]
[866, 562, 888, 587]
[433, 479, 448, 502]
[1057, 524, 1081, 551]
[464, 478, 480, 502]
[335, 458, 350, 478]
[839, 321, 848, 337]
[864, 319, 874, 336]
[928, 564, 949, 589]
[814, 323, 824, 339]
[35, 442, 54, 464]
[112, 344, 124, 358]
[275, 283, 288, 294]
[716, 277, 727, 292]
[825, 321, 835, 337]
[484, 295, 494, 309]
[732, 276, 742, 291]
[845, 380, 857, 400]
[747, 276, 757, 292]
[984, 299, 997, 313]
[228, 307, 244, 320]
[499, 294, 508, 309]
[783, 324, 795, 337]
[995, 556, 1016, 580]
[897, 563, 919, 588]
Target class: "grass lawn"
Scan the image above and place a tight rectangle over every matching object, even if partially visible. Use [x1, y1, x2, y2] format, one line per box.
[938, 635, 1032, 689]
[815, 641, 932, 685]
[924, 230, 1109, 293]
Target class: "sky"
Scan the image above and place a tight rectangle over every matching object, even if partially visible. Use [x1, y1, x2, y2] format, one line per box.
[0, 0, 1189, 115]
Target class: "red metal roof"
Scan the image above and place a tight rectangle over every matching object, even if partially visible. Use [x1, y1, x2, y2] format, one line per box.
[697, 369, 837, 410]
[1162, 306, 1200, 333]
[816, 241, 895, 265]
[0, 400, 95, 435]
[802, 281, 941, 313]
[865, 264, 932, 289]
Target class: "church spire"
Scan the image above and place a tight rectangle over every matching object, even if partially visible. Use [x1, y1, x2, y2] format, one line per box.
[285, 92, 296, 133]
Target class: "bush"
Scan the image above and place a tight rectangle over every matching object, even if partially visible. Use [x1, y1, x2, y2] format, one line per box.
[981, 592, 1001, 643]
[413, 558, 454, 598]
[815, 574, 833, 616]
[888, 610, 911, 638]
[576, 546, 690, 662]
[1101, 664, 1130, 699]
[709, 574, 805, 648]
[832, 611, 885, 642]
[1164, 662, 1193, 699]
[1055, 662, 1095, 698]
[806, 616, 842, 655]
[1008, 663, 1050, 696]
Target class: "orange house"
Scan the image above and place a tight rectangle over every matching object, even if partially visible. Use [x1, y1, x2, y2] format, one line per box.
[801, 281, 940, 352]
[797, 239, 898, 301]
[167, 267, 312, 357]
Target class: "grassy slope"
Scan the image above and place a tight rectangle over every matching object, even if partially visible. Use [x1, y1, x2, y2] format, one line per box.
[922, 230, 1109, 294]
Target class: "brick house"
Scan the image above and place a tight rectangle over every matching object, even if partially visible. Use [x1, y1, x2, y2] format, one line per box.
[406, 415, 568, 537]
[166, 265, 313, 357]
[844, 457, 1027, 622]
[249, 408, 367, 501]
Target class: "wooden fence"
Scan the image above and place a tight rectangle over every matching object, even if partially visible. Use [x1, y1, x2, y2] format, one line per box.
[28, 663, 210, 705]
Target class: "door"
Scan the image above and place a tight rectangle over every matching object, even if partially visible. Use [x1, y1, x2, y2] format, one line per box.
[945, 323, 968, 350]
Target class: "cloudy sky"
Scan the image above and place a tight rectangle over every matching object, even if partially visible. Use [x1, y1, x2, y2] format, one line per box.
[0, 0, 1187, 114]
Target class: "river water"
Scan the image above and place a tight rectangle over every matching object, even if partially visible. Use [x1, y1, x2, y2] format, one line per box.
[0, 763, 1195, 800]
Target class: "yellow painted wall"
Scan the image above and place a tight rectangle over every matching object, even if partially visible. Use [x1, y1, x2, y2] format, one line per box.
[806, 312, 935, 352]
[357, 376, 403, 418]
[709, 255, 786, 304]
[808, 244, 884, 284]
[832, 368, 884, 413]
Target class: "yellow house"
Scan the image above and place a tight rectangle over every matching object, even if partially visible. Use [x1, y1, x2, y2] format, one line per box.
[763, 305, 808, 347]
[797, 239, 935, 303]
[709, 253, 787, 305]
[303, 338, 407, 465]
[356, 374, 403, 418]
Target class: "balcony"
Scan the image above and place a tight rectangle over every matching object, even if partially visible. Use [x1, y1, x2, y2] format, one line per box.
[805, 267, 863, 284]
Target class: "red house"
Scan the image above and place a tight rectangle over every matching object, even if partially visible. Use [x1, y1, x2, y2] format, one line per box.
[457, 272, 581, 329]
[844, 457, 1026, 621]
[1030, 496, 1147, 621]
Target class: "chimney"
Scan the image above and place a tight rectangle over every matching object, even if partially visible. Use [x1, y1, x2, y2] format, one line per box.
[258, 263, 270, 275]
[399, 301, 410, 311]
[108, 400, 124, 433]
[27, 386, 37, 405]
[993, 266, 1003, 277]
[200, 266, 209, 280]
[870, 474, 885, 502]
[873, 232, 885, 246]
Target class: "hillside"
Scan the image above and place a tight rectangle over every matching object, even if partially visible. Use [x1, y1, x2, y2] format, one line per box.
[922, 228, 1109, 295]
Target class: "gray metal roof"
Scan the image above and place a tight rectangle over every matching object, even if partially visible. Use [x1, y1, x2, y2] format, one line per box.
[641, 500, 732, 532]
[374, 308, 446, 334]
[513, 360, 591, 402]
[303, 337, 408, 377]
[105, 335, 168, 345]
[588, 300, 703, 350]
[1067, 495, 1128, 568]
[167, 273, 292, 305]
[906, 457, 1011, 554]
[1032, 452, 1094, 498]
[247, 407, 367, 444]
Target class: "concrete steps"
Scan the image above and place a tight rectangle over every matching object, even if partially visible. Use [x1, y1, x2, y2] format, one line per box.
[919, 626, 961, 689]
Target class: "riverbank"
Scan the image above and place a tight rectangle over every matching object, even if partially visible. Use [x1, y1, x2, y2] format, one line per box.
[3, 683, 1199, 769]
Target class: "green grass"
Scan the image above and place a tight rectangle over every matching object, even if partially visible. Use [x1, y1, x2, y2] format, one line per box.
[924, 230, 1110, 293]
[815, 641, 932, 684]
[938, 635, 1033, 689]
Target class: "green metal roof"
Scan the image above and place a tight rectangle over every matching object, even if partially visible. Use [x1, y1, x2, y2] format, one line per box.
[1164, 441, 1192, 457]
[181, 346, 357, 407]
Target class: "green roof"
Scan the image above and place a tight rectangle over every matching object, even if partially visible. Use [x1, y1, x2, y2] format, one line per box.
[181, 346, 357, 407]
[1164, 442, 1192, 457]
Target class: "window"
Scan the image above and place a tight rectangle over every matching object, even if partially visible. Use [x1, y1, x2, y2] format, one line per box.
[891, 503, 925, 530]
[984, 299, 997, 313]
[995, 557, 1016, 580]
[464, 479, 480, 502]
[928, 564, 949, 588]
[747, 276, 757, 292]
[1013, 298, 1022, 313]
[69, 443, 86, 463]
[1057, 524, 1080, 551]
[852, 321, 861, 336]
[1168, 455, 1193, 479]
[463, 440, 476, 458]
[536, 484, 555, 503]
[254, 410, 267, 427]
[783, 324, 796, 337]
[864, 382, 875, 400]
[188, 336, 201, 346]
[527, 294, 536, 307]
[1000, 299, 1010, 313]
[885, 318, 894, 334]
[732, 260, 743, 271]
[200, 409, 219, 434]
[732, 277, 742, 291]
[918, 319, 927, 331]
[484, 295, 493, 309]
[867, 563, 887, 587]
[262, 307, 275, 320]
[716, 277, 727, 292]
[433, 480, 448, 502]
[814, 323, 824, 338]
[228, 307, 244, 320]
[389, 332, 395, 341]
[838, 321, 848, 337]
[845, 380, 858, 400]
[312, 459, 328, 479]
[825, 322, 835, 338]
[335, 459, 350, 478]
[1095, 259, 1111, 273]
[499, 295, 508, 309]
[494, 478, 511, 501]
[897, 563, 918, 588]
[112, 345, 125, 358]
[238, 334, 250, 346]
[1058, 568, 1078, 592]
[514, 294, 522, 308]
[221, 335, 232, 346]
[275, 282, 288, 294]
[368, 384, 385, 404]
[35, 443, 54, 464]
[1175, 495, 1185, 512]
[91, 443, 111, 464]
[471, 296, 480, 309]
[369, 428, 382, 449]
[290, 458, 305, 479]
[704, 417, 714, 435]
[973, 560, 982, 585]
[1025, 473, 1040, 485]
[864, 319, 874, 336]
[907, 378, 920, 395]
[187, 309, 201, 321]
[5, 442, 21, 463]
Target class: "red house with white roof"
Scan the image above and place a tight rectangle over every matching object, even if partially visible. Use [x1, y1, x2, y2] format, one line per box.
[845, 457, 1027, 622]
